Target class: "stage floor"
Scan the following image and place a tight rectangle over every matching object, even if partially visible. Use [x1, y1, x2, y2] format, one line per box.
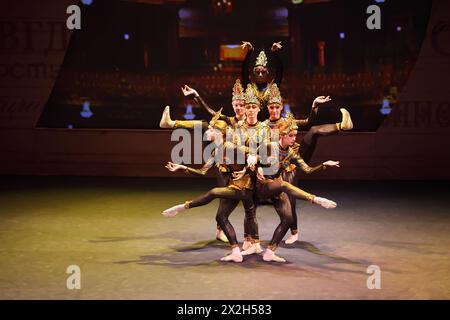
[0, 177, 449, 299]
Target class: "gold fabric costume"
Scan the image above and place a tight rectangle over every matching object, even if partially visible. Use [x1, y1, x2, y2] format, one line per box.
[184, 141, 253, 191]
[173, 120, 208, 130]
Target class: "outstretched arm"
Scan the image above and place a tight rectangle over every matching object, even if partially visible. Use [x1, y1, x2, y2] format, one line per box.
[291, 155, 325, 174]
[181, 85, 216, 116]
[165, 156, 215, 176]
[296, 96, 332, 127]
[241, 41, 254, 89]
[194, 95, 216, 116]
[271, 41, 283, 87]
[296, 109, 315, 128]
[291, 154, 340, 174]
[181, 85, 234, 124]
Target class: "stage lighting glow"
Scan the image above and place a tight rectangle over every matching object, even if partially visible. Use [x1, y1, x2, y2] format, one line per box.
[282, 104, 292, 118]
[80, 101, 93, 118]
[380, 98, 392, 115]
[81, 0, 93, 5]
[339, 32, 345, 39]
[67, 124, 73, 129]
[396, 26, 402, 32]
[375, 0, 385, 3]
[183, 105, 195, 120]
[178, 8, 191, 19]
[291, 0, 304, 4]
[123, 33, 130, 40]
[274, 8, 288, 18]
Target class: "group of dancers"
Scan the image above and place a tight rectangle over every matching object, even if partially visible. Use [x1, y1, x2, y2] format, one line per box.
[158, 41, 353, 263]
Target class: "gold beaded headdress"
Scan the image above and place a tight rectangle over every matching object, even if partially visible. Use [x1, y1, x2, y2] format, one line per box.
[232, 79, 245, 101]
[277, 112, 298, 135]
[254, 50, 268, 68]
[267, 83, 283, 106]
[208, 108, 228, 133]
[244, 84, 260, 106]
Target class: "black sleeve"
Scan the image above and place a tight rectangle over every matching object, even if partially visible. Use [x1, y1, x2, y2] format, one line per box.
[184, 156, 215, 176]
[241, 49, 253, 89]
[290, 154, 325, 174]
[272, 51, 283, 87]
[296, 107, 317, 128]
[194, 95, 216, 116]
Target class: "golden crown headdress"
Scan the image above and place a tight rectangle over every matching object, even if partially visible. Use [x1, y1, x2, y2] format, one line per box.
[208, 108, 228, 133]
[232, 79, 245, 101]
[277, 112, 298, 135]
[255, 50, 268, 68]
[244, 84, 260, 106]
[267, 83, 282, 106]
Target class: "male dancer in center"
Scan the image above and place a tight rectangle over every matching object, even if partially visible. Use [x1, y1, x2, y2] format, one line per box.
[242, 41, 353, 244]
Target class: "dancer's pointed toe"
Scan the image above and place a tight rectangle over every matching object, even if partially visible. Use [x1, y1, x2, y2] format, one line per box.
[160, 105, 175, 128]
[313, 197, 337, 209]
[339, 108, 353, 131]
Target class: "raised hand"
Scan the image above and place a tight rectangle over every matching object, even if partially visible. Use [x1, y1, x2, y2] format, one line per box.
[271, 41, 282, 52]
[247, 154, 257, 167]
[314, 95, 332, 105]
[312, 95, 332, 111]
[232, 168, 247, 181]
[256, 167, 266, 181]
[241, 41, 254, 51]
[323, 160, 340, 168]
[165, 161, 186, 172]
[181, 85, 199, 98]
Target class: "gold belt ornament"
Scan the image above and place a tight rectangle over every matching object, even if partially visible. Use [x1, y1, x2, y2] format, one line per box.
[229, 174, 253, 190]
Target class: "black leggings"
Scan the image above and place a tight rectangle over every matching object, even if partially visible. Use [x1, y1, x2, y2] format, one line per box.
[281, 170, 299, 235]
[257, 180, 315, 203]
[300, 124, 339, 163]
[257, 180, 315, 249]
[270, 194, 293, 249]
[215, 171, 259, 241]
[278, 123, 339, 234]
[188, 187, 255, 246]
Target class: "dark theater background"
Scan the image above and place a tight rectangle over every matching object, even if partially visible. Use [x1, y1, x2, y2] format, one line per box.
[0, 0, 449, 300]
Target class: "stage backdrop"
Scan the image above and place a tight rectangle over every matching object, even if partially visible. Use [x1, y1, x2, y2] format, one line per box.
[0, 0, 449, 180]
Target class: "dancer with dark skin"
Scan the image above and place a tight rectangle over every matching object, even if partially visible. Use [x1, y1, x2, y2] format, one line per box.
[239, 86, 341, 261]
[241, 41, 353, 244]
[241, 41, 283, 105]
